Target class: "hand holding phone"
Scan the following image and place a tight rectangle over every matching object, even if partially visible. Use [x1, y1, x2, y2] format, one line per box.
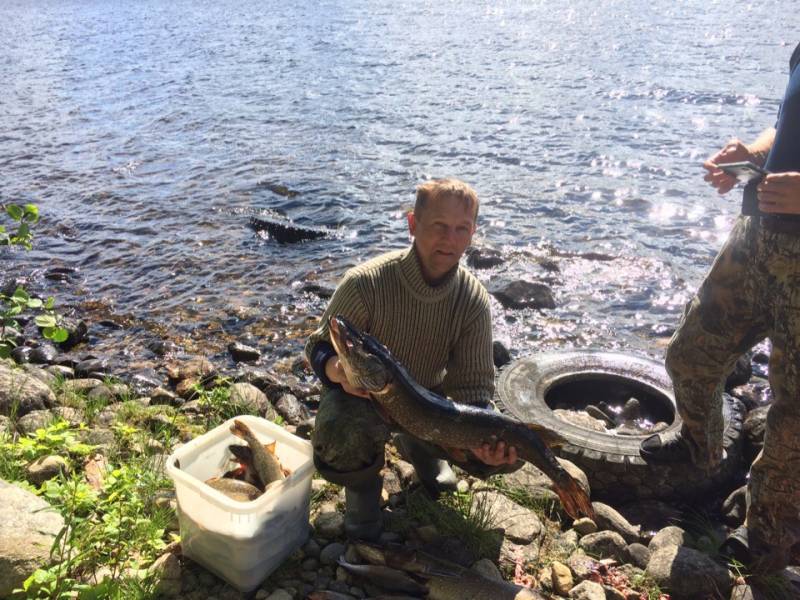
[715, 161, 768, 183]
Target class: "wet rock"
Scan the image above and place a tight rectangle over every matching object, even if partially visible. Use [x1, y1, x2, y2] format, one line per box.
[0, 363, 55, 417]
[75, 357, 109, 378]
[646, 545, 733, 599]
[0, 480, 66, 597]
[725, 355, 753, 391]
[488, 279, 556, 310]
[146, 339, 180, 357]
[591, 502, 641, 543]
[466, 246, 504, 269]
[274, 393, 311, 425]
[27, 455, 69, 485]
[578, 531, 627, 562]
[128, 372, 163, 396]
[167, 357, 216, 385]
[228, 342, 261, 363]
[58, 318, 88, 350]
[722, 485, 748, 528]
[299, 283, 335, 299]
[492, 340, 511, 368]
[29, 343, 58, 364]
[10, 346, 31, 364]
[569, 580, 605, 600]
[249, 216, 329, 244]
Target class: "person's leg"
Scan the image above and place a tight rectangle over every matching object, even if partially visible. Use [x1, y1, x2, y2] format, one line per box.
[739, 231, 800, 572]
[642, 217, 767, 469]
[394, 433, 457, 498]
[312, 388, 390, 540]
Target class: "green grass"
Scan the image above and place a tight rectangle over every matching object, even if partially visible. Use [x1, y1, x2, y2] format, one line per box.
[404, 487, 502, 560]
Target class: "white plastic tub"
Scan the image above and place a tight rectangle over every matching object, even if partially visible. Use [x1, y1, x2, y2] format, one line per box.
[166, 414, 314, 592]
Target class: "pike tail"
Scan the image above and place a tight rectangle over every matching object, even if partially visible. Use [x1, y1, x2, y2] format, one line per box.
[553, 474, 595, 521]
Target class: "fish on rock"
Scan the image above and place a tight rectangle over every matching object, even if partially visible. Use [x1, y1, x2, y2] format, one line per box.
[328, 314, 594, 521]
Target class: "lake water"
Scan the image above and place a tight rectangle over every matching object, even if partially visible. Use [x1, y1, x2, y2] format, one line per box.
[1, 0, 797, 374]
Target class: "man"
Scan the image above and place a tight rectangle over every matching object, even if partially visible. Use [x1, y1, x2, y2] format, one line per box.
[641, 43, 800, 572]
[305, 178, 517, 540]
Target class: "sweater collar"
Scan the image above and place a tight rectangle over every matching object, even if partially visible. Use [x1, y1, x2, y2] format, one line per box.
[397, 244, 458, 301]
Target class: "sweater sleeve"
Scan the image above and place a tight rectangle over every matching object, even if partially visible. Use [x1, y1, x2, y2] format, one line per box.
[441, 289, 494, 407]
[304, 271, 371, 385]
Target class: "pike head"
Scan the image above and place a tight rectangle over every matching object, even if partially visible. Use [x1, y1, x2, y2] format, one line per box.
[328, 315, 392, 393]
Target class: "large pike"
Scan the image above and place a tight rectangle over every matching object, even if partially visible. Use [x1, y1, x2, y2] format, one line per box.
[329, 315, 594, 521]
[230, 419, 285, 487]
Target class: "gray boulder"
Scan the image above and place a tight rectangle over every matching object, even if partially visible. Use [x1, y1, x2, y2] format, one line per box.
[578, 530, 627, 562]
[473, 490, 543, 544]
[591, 501, 641, 543]
[0, 363, 55, 417]
[648, 525, 691, 553]
[647, 545, 734, 599]
[229, 383, 274, 418]
[0, 480, 65, 597]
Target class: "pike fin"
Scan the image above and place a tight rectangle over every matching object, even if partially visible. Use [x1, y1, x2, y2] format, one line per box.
[264, 441, 277, 455]
[553, 475, 595, 521]
[525, 423, 567, 448]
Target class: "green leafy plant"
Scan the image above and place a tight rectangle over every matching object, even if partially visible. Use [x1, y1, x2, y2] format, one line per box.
[0, 202, 38, 249]
[1, 203, 69, 357]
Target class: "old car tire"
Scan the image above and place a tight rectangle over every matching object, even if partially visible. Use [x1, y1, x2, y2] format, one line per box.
[496, 351, 746, 502]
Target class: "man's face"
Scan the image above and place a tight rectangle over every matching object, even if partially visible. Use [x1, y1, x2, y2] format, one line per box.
[407, 194, 477, 284]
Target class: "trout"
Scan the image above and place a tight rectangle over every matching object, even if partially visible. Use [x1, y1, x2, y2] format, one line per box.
[230, 419, 285, 487]
[205, 477, 262, 502]
[329, 315, 594, 521]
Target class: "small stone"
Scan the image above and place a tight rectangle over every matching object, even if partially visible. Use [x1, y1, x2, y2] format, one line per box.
[314, 511, 345, 539]
[648, 525, 691, 553]
[264, 591, 293, 600]
[228, 342, 261, 363]
[27, 455, 69, 485]
[579, 531, 627, 562]
[552, 561, 573, 595]
[471, 558, 502, 581]
[303, 538, 321, 559]
[456, 479, 470, 493]
[320, 542, 346, 566]
[150, 387, 181, 407]
[492, 340, 511, 368]
[572, 517, 598, 536]
[569, 580, 605, 600]
[624, 542, 650, 569]
[29, 343, 58, 364]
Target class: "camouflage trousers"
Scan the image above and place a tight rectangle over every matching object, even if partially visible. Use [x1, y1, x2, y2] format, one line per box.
[666, 215, 800, 560]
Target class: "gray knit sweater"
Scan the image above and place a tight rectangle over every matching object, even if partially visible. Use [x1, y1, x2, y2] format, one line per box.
[305, 244, 494, 406]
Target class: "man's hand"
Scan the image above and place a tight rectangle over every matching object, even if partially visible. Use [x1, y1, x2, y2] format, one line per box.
[703, 139, 760, 195]
[471, 438, 518, 466]
[324, 356, 370, 398]
[758, 172, 800, 215]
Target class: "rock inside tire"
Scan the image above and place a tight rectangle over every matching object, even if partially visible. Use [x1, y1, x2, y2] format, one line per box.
[495, 351, 746, 502]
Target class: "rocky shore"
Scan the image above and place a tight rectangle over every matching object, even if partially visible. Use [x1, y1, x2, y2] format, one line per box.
[0, 266, 798, 600]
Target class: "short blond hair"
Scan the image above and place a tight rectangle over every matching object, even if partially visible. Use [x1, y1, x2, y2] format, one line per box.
[414, 178, 479, 221]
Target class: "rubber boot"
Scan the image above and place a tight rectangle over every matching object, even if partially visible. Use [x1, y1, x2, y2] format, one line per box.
[314, 453, 384, 541]
[343, 478, 383, 541]
[394, 433, 457, 499]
